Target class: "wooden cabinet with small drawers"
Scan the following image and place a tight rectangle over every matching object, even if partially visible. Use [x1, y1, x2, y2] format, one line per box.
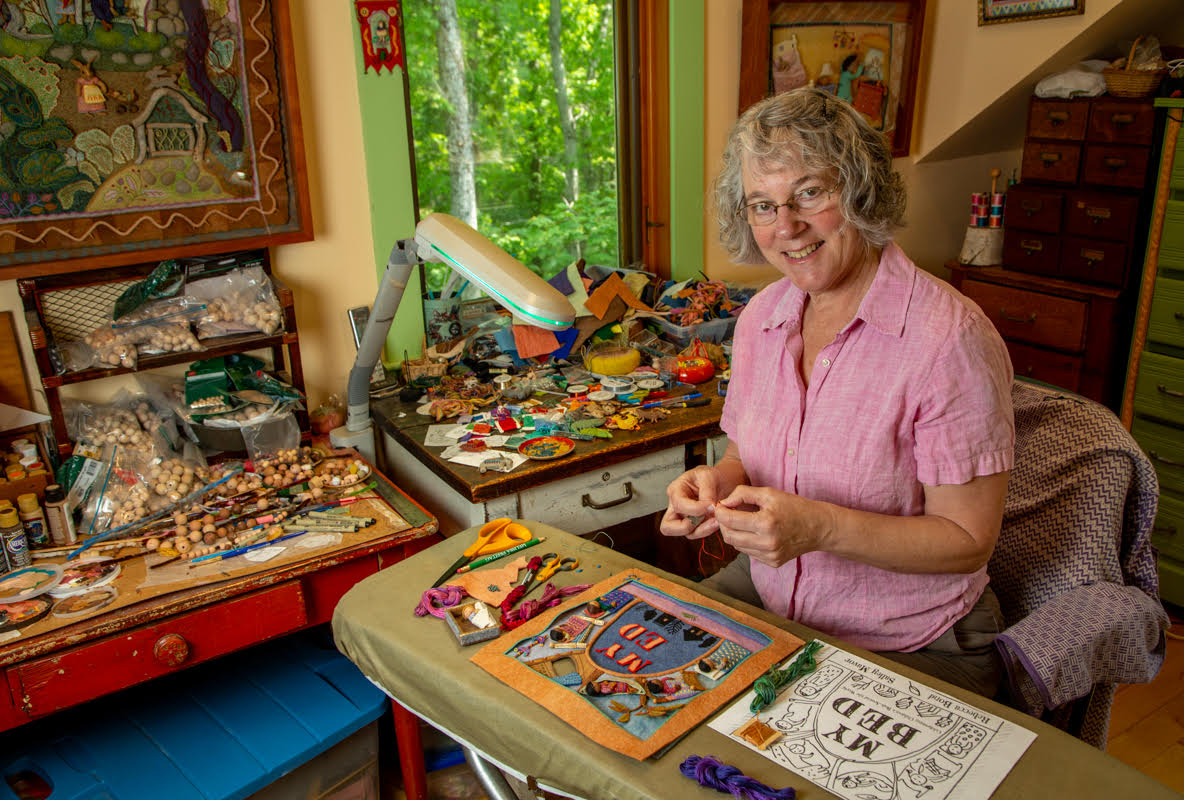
[1121, 98, 1184, 607]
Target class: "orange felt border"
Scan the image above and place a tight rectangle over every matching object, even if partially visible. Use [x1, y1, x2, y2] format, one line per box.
[470, 568, 804, 760]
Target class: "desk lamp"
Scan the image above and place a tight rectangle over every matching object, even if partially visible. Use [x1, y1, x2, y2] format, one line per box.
[330, 212, 575, 462]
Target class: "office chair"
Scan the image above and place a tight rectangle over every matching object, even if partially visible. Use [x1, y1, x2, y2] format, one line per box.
[989, 379, 1170, 749]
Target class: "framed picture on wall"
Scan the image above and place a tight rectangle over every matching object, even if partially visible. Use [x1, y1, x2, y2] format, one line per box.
[0, 0, 312, 279]
[978, 0, 1084, 26]
[739, 0, 926, 157]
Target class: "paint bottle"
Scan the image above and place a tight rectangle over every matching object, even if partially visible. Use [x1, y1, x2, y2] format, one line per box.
[17, 492, 47, 549]
[43, 484, 76, 547]
[0, 508, 29, 570]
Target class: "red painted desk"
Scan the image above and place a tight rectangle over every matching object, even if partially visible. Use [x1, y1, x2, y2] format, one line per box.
[0, 467, 440, 743]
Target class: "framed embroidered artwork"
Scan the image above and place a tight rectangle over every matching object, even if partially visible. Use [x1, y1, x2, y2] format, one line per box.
[738, 0, 926, 157]
[470, 569, 804, 760]
[978, 0, 1084, 26]
[0, 0, 312, 278]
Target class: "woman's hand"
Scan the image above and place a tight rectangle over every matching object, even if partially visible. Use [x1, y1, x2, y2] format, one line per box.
[713, 485, 832, 568]
[660, 465, 732, 540]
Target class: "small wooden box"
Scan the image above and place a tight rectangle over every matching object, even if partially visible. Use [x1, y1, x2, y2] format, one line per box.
[445, 602, 501, 646]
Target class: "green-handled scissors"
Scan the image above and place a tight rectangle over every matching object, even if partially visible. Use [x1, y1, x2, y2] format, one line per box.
[519, 554, 579, 598]
[431, 518, 533, 588]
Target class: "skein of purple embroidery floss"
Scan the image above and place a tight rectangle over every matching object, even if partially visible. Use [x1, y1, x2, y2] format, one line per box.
[679, 755, 795, 800]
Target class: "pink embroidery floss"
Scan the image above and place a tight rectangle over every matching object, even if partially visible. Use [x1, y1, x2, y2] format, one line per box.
[415, 586, 467, 618]
[679, 755, 796, 800]
[500, 583, 590, 630]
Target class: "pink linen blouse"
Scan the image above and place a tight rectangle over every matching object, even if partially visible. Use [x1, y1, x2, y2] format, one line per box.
[720, 243, 1014, 652]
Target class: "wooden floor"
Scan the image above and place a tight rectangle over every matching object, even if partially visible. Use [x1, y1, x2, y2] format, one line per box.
[1107, 610, 1184, 793]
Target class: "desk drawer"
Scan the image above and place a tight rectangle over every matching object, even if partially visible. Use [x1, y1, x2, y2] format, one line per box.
[1060, 236, 1128, 288]
[961, 279, 1087, 352]
[13, 581, 306, 717]
[1148, 275, 1184, 350]
[519, 445, 684, 534]
[1004, 340, 1082, 392]
[1027, 98, 1088, 140]
[1151, 490, 1184, 563]
[1002, 230, 1061, 276]
[1132, 418, 1184, 496]
[1065, 190, 1139, 242]
[1082, 144, 1150, 190]
[1005, 186, 1063, 234]
[1087, 99, 1155, 145]
[1021, 141, 1081, 185]
[1133, 350, 1184, 427]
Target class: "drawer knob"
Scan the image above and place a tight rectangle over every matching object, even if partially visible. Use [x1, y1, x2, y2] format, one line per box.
[1111, 113, 1133, 126]
[1039, 152, 1061, 166]
[1047, 110, 1069, 125]
[154, 633, 190, 666]
[582, 481, 634, 510]
[1156, 383, 1184, 400]
[999, 308, 1037, 324]
[1104, 157, 1127, 170]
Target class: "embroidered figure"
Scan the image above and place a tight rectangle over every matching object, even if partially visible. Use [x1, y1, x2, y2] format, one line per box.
[72, 57, 107, 114]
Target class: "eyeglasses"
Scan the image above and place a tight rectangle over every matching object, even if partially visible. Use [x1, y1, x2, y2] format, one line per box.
[736, 185, 838, 226]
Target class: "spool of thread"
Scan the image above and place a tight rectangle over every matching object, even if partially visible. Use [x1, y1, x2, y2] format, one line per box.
[971, 214, 988, 228]
[988, 215, 1003, 228]
[970, 192, 986, 206]
[992, 192, 1007, 207]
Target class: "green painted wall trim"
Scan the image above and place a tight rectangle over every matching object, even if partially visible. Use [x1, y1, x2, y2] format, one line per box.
[668, 2, 704, 283]
[350, 9, 422, 366]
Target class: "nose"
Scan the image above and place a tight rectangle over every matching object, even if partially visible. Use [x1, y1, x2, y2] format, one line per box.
[771, 203, 808, 235]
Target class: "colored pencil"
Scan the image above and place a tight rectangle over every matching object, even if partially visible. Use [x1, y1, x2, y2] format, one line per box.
[455, 536, 544, 573]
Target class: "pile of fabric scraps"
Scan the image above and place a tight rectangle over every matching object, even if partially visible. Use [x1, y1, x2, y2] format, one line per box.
[659, 279, 747, 326]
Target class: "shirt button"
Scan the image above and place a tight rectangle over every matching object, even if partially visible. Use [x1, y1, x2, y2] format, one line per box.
[787, 448, 795, 456]
[821, 358, 831, 367]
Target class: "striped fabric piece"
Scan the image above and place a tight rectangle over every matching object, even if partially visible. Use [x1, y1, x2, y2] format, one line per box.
[988, 380, 1169, 749]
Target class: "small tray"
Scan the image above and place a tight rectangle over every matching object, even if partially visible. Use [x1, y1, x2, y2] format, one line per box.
[518, 436, 575, 461]
[445, 602, 502, 646]
[0, 564, 63, 603]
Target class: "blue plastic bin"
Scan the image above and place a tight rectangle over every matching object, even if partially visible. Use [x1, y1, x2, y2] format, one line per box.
[0, 630, 386, 800]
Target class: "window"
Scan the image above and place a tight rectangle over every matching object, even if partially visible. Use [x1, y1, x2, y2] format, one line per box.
[401, 0, 664, 293]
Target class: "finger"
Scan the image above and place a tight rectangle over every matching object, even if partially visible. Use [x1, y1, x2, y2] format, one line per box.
[685, 516, 720, 540]
[719, 484, 765, 509]
[713, 503, 760, 533]
[659, 507, 694, 538]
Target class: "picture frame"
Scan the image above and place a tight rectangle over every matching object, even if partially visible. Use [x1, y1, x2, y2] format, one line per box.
[0, 0, 312, 279]
[978, 0, 1084, 26]
[739, 0, 927, 157]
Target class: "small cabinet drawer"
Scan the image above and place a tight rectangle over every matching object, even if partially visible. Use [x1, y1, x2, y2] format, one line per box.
[1161, 201, 1184, 269]
[1004, 340, 1082, 392]
[518, 445, 685, 534]
[1133, 350, 1184, 427]
[1064, 190, 1139, 242]
[1060, 236, 1128, 287]
[1087, 99, 1155, 145]
[1147, 275, 1184, 350]
[1028, 98, 1088, 140]
[1002, 229, 1061, 276]
[13, 581, 306, 717]
[1021, 141, 1081, 185]
[1004, 186, 1063, 234]
[1081, 144, 1150, 189]
[961, 279, 1087, 352]
[1132, 417, 1184, 495]
[1151, 490, 1184, 563]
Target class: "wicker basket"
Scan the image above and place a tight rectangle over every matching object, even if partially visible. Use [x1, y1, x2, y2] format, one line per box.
[401, 349, 448, 382]
[1103, 37, 1167, 98]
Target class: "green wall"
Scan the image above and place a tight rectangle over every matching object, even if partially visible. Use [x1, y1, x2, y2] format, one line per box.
[668, 2, 704, 282]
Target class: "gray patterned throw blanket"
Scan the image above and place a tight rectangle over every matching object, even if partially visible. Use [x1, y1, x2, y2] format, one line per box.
[989, 380, 1169, 749]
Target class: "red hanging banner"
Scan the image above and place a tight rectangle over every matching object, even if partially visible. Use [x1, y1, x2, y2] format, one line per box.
[355, 1, 404, 74]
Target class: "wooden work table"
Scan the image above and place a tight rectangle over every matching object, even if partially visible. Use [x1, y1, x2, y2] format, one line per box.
[371, 379, 727, 535]
[0, 463, 439, 731]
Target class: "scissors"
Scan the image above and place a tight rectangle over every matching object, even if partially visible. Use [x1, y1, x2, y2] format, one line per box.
[519, 554, 579, 598]
[430, 518, 532, 588]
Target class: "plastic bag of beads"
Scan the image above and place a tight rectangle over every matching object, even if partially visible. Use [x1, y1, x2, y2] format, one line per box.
[238, 409, 301, 464]
[77, 447, 154, 537]
[83, 324, 138, 369]
[122, 320, 202, 356]
[64, 400, 155, 455]
[136, 373, 200, 444]
[111, 295, 206, 329]
[189, 266, 284, 338]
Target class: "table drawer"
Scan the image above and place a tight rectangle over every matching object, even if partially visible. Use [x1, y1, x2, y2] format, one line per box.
[1151, 490, 1184, 563]
[1065, 190, 1139, 242]
[1147, 275, 1184, 350]
[1132, 418, 1184, 495]
[1004, 340, 1082, 392]
[1022, 141, 1081, 185]
[13, 581, 306, 717]
[1060, 235, 1128, 288]
[1082, 144, 1150, 190]
[519, 445, 684, 534]
[961, 279, 1087, 352]
[1005, 185, 1063, 234]
[1087, 99, 1155, 145]
[1027, 98, 1088, 140]
[1133, 350, 1184, 427]
[1002, 229, 1061, 276]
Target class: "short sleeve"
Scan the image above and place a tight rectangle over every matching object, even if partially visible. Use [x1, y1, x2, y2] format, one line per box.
[913, 313, 1014, 486]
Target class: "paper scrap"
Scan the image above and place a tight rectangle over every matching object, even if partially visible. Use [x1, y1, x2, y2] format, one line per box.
[583, 272, 652, 319]
[512, 325, 561, 359]
[245, 546, 285, 563]
[424, 424, 460, 447]
[448, 450, 528, 472]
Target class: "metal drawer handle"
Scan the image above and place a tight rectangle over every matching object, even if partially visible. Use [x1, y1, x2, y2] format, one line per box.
[1047, 110, 1069, 125]
[1149, 450, 1184, 468]
[1081, 248, 1105, 265]
[582, 481, 634, 509]
[1085, 206, 1111, 222]
[1104, 157, 1127, 170]
[1021, 199, 1043, 214]
[1039, 151, 1061, 165]
[1157, 383, 1184, 399]
[999, 308, 1036, 324]
[1110, 113, 1134, 126]
[1020, 239, 1043, 254]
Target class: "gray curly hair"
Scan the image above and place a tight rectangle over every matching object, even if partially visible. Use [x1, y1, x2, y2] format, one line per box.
[712, 87, 906, 265]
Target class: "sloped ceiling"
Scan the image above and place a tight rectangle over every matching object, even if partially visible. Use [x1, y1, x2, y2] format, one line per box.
[916, 0, 1184, 163]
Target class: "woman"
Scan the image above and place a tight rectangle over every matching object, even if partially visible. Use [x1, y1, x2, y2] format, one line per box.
[661, 88, 1014, 697]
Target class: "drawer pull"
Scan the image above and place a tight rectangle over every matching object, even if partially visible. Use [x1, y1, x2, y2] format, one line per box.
[1080, 248, 1105, 265]
[1110, 113, 1134, 126]
[582, 481, 634, 510]
[1039, 151, 1061, 165]
[1149, 450, 1184, 468]
[1085, 205, 1111, 222]
[1175, 311, 1183, 321]
[1020, 239, 1044, 254]
[153, 633, 190, 667]
[1157, 383, 1184, 399]
[1021, 199, 1043, 214]
[999, 308, 1036, 324]
[1103, 157, 1127, 170]
[1047, 110, 1069, 125]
